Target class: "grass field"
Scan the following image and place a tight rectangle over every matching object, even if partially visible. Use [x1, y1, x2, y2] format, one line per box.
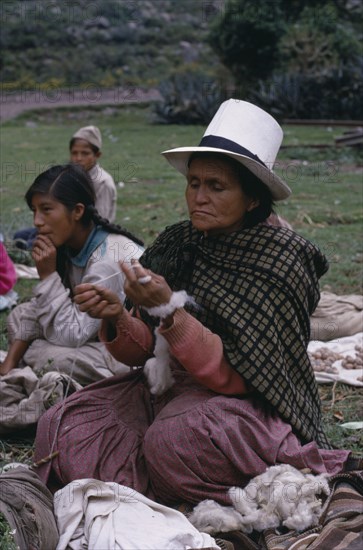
[0, 104, 362, 488]
[2, 103, 362, 291]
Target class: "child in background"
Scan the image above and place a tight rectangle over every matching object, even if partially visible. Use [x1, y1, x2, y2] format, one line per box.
[70, 125, 117, 222]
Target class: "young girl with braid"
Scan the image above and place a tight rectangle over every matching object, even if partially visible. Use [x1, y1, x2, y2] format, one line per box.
[0, 164, 144, 384]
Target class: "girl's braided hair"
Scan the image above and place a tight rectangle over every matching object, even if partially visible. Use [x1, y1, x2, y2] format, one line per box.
[85, 203, 144, 245]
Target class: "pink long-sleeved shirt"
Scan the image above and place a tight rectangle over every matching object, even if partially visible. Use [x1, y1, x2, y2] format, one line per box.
[0, 242, 17, 295]
[99, 308, 247, 395]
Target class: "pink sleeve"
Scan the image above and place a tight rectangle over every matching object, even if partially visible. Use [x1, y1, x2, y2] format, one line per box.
[99, 309, 154, 366]
[160, 309, 248, 395]
[0, 242, 17, 295]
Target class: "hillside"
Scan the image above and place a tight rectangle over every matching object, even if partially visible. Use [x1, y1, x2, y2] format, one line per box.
[2, 1, 361, 120]
[1, 0, 224, 90]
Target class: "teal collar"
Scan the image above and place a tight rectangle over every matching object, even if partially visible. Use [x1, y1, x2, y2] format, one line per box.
[68, 226, 108, 267]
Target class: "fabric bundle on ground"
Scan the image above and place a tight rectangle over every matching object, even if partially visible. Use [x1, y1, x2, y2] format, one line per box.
[0, 365, 81, 434]
[310, 291, 363, 342]
[0, 466, 58, 550]
[53, 478, 219, 550]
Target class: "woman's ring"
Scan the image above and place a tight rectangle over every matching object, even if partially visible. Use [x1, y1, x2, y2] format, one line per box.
[138, 275, 152, 285]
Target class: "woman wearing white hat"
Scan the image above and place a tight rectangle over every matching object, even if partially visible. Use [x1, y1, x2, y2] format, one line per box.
[34, 100, 358, 509]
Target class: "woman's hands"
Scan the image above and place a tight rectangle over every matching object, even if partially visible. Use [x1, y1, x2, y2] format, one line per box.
[122, 259, 172, 308]
[74, 259, 173, 323]
[74, 284, 124, 324]
[32, 235, 57, 279]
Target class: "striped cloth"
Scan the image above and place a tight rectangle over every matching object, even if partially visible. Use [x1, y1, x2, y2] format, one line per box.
[140, 221, 330, 448]
[262, 471, 363, 549]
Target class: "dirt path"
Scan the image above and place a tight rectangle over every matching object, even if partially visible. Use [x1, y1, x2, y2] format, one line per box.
[0, 87, 161, 121]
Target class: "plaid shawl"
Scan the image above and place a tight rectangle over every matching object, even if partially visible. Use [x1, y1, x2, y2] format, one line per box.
[140, 220, 330, 448]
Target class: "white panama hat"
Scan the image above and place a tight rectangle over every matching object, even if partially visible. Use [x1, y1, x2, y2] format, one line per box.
[162, 99, 291, 201]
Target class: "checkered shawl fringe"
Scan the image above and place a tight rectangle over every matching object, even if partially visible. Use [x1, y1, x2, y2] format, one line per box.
[139, 221, 330, 448]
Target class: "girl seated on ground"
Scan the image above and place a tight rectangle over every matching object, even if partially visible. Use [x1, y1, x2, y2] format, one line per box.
[0, 164, 143, 385]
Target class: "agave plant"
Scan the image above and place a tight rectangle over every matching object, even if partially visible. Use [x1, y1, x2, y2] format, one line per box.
[154, 71, 226, 125]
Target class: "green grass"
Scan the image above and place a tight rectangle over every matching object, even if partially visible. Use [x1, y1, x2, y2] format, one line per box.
[0, 515, 17, 550]
[1, 104, 195, 240]
[2, 103, 362, 289]
[320, 384, 363, 454]
[0, 104, 362, 474]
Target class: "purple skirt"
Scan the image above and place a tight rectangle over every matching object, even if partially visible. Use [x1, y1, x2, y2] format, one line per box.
[34, 367, 349, 504]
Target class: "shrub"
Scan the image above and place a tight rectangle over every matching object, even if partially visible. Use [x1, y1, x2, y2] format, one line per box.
[153, 70, 226, 125]
[248, 64, 363, 120]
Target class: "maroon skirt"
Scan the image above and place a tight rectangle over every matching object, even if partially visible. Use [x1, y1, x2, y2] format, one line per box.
[34, 368, 349, 503]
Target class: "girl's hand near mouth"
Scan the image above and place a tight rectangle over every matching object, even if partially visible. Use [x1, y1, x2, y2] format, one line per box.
[32, 234, 57, 279]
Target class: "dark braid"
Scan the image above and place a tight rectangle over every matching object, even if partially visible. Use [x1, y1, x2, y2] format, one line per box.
[87, 205, 144, 246]
[55, 245, 68, 281]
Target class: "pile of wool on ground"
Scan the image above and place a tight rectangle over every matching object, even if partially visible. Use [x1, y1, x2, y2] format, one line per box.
[189, 464, 330, 534]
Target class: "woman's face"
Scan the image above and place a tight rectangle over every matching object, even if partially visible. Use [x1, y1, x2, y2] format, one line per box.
[31, 193, 83, 248]
[70, 139, 100, 171]
[185, 156, 258, 236]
